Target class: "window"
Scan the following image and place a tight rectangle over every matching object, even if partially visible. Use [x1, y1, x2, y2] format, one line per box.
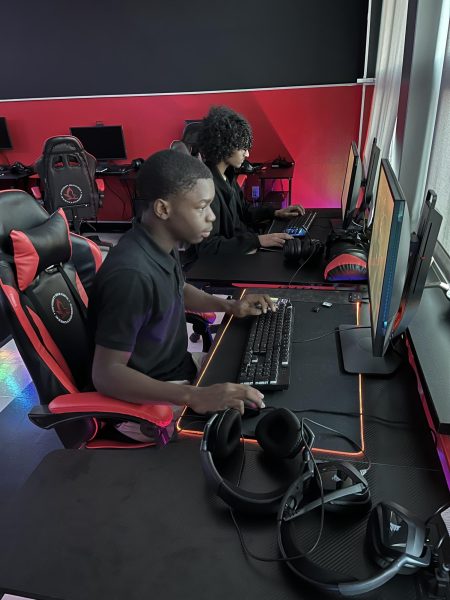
[426, 22, 450, 268]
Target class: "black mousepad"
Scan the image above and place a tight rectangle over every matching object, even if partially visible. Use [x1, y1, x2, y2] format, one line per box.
[180, 292, 362, 455]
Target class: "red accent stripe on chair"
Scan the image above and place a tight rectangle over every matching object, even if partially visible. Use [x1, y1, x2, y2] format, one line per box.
[49, 392, 173, 427]
[71, 232, 103, 271]
[324, 253, 367, 279]
[75, 272, 88, 307]
[57, 208, 73, 258]
[189, 311, 216, 323]
[0, 282, 78, 393]
[9, 230, 40, 291]
[26, 306, 75, 385]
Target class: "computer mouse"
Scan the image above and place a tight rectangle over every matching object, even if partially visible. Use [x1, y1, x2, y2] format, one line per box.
[242, 402, 261, 419]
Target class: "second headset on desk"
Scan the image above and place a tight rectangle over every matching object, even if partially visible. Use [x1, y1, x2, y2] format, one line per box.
[283, 236, 325, 263]
[200, 408, 433, 597]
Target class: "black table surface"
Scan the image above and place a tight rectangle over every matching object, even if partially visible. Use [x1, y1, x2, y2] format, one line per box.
[185, 209, 360, 287]
[0, 288, 448, 600]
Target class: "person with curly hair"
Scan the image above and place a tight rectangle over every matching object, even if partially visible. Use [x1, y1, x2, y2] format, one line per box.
[188, 105, 304, 259]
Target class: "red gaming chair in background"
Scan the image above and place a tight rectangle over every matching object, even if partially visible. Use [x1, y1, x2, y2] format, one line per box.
[0, 190, 174, 449]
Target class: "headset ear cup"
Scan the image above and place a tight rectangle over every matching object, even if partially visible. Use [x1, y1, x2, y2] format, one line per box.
[210, 409, 242, 462]
[255, 408, 304, 459]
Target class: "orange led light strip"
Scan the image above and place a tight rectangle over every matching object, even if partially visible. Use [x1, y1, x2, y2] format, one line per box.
[178, 295, 365, 459]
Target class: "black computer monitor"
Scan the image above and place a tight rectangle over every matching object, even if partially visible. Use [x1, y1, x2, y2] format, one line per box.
[394, 190, 442, 337]
[338, 159, 411, 374]
[341, 141, 363, 229]
[0, 117, 13, 150]
[69, 125, 127, 161]
[359, 138, 381, 226]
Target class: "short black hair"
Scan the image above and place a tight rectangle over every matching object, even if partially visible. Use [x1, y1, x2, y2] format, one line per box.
[136, 149, 212, 206]
[199, 106, 253, 164]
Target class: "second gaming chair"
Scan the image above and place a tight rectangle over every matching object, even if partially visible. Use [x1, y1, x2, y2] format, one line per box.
[0, 190, 177, 449]
[33, 136, 107, 239]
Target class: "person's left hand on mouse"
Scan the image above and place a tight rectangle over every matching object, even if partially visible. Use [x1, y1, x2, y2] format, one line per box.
[229, 294, 276, 318]
[274, 205, 305, 219]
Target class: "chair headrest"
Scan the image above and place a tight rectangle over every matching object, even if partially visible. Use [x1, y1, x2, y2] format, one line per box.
[43, 135, 85, 154]
[0, 190, 50, 252]
[9, 208, 72, 291]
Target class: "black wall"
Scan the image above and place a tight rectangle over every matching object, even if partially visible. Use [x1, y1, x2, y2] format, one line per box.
[4, 0, 371, 99]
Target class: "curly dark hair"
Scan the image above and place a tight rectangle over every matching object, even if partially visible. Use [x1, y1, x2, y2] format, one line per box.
[198, 106, 253, 164]
[136, 149, 212, 207]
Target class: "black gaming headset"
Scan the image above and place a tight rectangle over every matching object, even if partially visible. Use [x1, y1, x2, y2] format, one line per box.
[283, 236, 324, 263]
[200, 408, 315, 515]
[278, 498, 432, 596]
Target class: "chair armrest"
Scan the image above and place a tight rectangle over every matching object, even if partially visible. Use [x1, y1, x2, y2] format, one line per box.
[29, 391, 173, 429]
[186, 311, 216, 324]
[95, 178, 105, 193]
[30, 185, 42, 201]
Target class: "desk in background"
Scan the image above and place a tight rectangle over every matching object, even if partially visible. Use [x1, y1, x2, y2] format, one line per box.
[185, 209, 358, 289]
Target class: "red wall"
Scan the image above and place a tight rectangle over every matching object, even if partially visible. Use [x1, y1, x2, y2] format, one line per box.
[0, 86, 371, 218]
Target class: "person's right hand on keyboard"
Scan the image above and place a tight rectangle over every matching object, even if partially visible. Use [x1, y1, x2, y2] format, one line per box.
[258, 232, 293, 248]
[189, 383, 265, 415]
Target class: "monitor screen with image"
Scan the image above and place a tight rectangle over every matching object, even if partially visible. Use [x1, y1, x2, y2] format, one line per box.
[0, 117, 12, 150]
[341, 141, 362, 229]
[69, 125, 127, 161]
[338, 159, 411, 374]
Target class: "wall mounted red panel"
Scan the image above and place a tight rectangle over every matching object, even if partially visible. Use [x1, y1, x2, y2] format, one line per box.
[1, 85, 371, 217]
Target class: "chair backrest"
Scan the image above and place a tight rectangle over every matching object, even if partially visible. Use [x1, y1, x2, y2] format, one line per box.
[182, 122, 203, 157]
[0, 190, 102, 406]
[35, 136, 99, 227]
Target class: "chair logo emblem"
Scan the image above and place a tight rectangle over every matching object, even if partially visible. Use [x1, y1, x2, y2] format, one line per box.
[60, 184, 82, 204]
[51, 292, 74, 324]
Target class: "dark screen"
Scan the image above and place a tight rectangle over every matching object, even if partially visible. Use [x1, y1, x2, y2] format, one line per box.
[0, 118, 12, 150]
[70, 126, 127, 160]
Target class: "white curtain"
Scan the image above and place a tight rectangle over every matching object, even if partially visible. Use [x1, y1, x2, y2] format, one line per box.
[363, 0, 409, 172]
[426, 22, 450, 257]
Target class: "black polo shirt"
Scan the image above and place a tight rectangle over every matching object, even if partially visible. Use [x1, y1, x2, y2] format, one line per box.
[88, 222, 196, 382]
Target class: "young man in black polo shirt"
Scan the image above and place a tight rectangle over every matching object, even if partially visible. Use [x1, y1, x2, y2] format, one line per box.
[187, 105, 305, 259]
[88, 150, 272, 422]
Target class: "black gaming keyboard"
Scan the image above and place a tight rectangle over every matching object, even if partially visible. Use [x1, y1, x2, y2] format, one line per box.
[238, 298, 293, 390]
[269, 210, 318, 237]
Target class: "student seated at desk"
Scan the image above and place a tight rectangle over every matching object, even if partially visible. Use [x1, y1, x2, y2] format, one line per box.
[185, 106, 304, 263]
[88, 150, 270, 440]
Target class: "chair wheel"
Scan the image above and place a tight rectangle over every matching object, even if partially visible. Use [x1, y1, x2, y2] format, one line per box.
[190, 332, 201, 343]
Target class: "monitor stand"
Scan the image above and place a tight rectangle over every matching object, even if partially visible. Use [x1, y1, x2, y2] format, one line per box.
[338, 325, 402, 375]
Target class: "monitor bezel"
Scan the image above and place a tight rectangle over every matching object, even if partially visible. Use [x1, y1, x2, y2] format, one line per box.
[341, 141, 362, 229]
[361, 139, 381, 225]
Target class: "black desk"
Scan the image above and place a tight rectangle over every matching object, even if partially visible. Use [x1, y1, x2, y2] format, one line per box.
[0, 170, 32, 190]
[186, 209, 361, 288]
[258, 166, 294, 205]
[0, 288, 448, 600]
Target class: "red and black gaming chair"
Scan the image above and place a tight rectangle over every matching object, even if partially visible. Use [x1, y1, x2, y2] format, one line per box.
[32, 136, 107, 240]
[0, 190, 175, 449]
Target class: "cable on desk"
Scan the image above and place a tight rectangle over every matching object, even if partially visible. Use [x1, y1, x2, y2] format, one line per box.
[293, 325, 370, 344]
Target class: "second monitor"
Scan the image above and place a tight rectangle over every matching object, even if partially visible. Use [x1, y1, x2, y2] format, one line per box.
[69, 125, 127, 162]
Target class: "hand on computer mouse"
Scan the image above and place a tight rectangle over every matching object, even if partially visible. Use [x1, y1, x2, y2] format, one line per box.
[189, 382, 265, 415]
[258, 233, 293, 248]
[275, 205, 305, 218]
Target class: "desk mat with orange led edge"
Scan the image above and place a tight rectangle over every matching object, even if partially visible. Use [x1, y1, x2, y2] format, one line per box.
[178, 288, 365, 458]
